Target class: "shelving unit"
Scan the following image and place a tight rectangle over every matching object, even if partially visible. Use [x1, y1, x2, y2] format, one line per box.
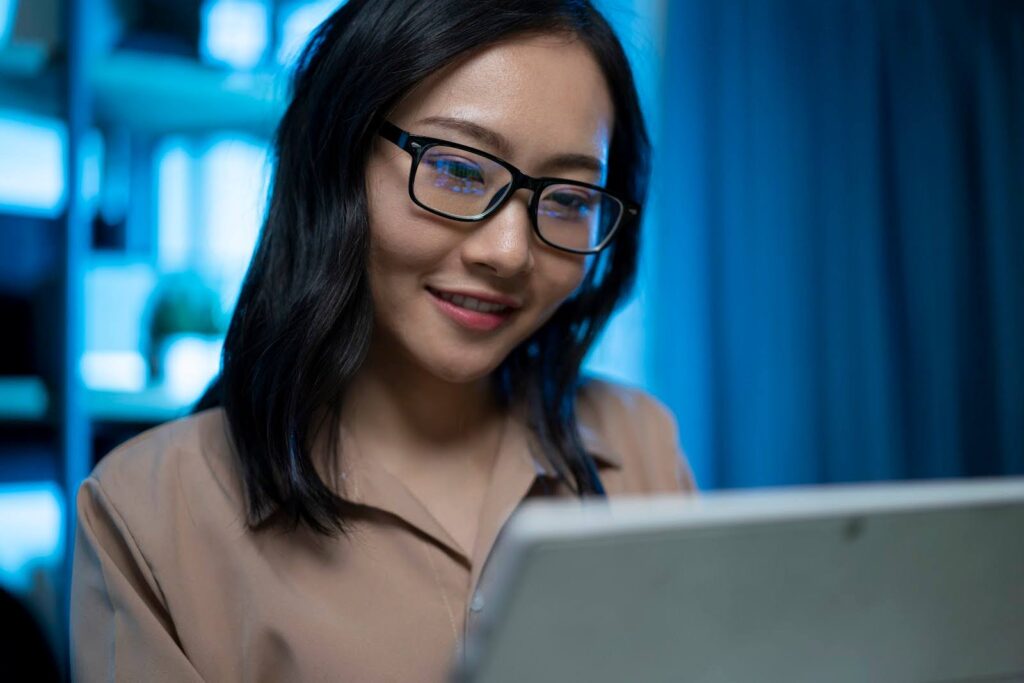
[55, 1, 290, 541]
[0, 41, 50, 77]
[0, 376, 49, 421]
[0, 0, 300, 671]
[0, 36, 60, 119]
[91, 50, 285, 135]
[0, 376, 189, 425]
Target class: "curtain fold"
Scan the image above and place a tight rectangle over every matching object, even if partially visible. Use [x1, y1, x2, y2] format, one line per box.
[653, 0, 1024, 489]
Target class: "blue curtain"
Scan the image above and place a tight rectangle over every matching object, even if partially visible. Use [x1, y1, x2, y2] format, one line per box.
[651, 0, 1024, 490]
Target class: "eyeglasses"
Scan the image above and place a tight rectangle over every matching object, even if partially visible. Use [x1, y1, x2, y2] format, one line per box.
[378, 121, 639, 255]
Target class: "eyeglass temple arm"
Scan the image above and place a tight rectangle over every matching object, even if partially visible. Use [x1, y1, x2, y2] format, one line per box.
[378, 120, 412, 152]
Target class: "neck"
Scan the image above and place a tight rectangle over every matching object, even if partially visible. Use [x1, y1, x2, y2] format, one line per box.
[340, 337, 503, 463]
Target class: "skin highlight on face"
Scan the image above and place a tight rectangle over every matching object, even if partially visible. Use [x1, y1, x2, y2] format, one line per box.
[363, 33, 615, 387]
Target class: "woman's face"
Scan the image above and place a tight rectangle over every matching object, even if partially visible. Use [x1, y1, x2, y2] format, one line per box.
[364, 33, 615, 384]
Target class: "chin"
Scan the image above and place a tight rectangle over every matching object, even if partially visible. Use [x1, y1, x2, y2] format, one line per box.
[425, 350, 504, 385]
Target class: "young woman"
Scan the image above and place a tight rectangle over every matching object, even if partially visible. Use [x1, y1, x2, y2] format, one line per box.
[71, 1, 696, 680]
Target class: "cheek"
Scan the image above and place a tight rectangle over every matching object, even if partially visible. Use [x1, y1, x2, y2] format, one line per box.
[368, 220, 455, 285]
[366, 173, 448, 305]
[531, 252, 588, 317]
[367, 227, 433, 319]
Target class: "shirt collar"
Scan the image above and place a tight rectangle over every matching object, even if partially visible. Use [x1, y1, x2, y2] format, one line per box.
[524, 417, 623, 477]
[579, 422, 623, 469]
[319, 405, 621, 555]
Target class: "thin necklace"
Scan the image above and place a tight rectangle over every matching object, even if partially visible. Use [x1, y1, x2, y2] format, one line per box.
[423, 413, 508, 656]
[345, 411, 507, 656]
[424, 541, 462, 653]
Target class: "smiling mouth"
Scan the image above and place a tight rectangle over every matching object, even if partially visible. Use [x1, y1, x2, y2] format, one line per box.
[425, 287, 517, 332]
[429, 288, 513, 314]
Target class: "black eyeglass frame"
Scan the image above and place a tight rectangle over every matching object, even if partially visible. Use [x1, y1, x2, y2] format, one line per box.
[378, 120, 640, 255]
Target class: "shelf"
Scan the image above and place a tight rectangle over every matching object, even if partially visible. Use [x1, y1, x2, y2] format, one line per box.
[0, 42, 51, 79]
[0, 376, 193, 425]
[87, 385, 191, 424]
[0, 42, 60, 118]
[90, 51, 287, 136]
[2, 42, 289, 135]
[0, 376, 49, 422]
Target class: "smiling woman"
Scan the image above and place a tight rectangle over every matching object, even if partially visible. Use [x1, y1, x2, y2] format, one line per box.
[69, 1, 696, 681]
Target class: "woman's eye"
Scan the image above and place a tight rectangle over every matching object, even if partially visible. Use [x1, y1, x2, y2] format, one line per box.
[426, 155, 485, 185]
[542, 191, 594, 219]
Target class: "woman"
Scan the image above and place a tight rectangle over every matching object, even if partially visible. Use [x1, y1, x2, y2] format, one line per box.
[71, 0, 696, 680]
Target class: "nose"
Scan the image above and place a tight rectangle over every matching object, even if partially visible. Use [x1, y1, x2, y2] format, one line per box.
[460, 190, 535, 278]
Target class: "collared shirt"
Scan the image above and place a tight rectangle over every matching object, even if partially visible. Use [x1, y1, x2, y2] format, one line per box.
[71, 379, 697, 682]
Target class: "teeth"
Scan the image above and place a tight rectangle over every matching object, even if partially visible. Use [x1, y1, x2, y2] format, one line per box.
[435, 290, 510, 314]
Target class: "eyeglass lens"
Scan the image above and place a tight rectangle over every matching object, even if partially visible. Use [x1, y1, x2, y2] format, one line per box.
[413, 144, 623, 252]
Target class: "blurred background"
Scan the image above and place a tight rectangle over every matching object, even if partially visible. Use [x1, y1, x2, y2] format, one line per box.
[0, 0, 1021, 673]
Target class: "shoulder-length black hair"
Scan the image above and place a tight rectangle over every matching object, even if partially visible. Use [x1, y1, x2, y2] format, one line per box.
[195, 0, 651, 535]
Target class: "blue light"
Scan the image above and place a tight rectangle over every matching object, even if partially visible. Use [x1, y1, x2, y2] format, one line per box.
[0, 111, 66, 217]
[83, 259, 158, 390]
[199, 135, 269, 309]
[0, 482, 63, 594]
[0, 0, 15, 46]
[155, 137, 193, 272]
[277, 1, 347, 65]
[201, 0, 270, 71]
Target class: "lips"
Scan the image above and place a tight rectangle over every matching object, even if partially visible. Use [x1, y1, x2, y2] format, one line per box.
[432, 290, 511, 314]
[426, 286, 521, 310]
[426, 287, 517, 332]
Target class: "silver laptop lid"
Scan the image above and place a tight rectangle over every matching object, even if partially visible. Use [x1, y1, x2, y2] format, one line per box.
[458, 478, 1024, 683]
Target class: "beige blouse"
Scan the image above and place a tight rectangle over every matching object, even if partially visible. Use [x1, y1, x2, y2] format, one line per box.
[70, 379, 697, 682]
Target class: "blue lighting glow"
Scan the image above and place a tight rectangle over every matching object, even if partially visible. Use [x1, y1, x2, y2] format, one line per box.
[0, 482, 63, 594]
[201, 0, 270, 70]
[277, 0, 347, 65]
[156, 138, 192, 272]
[162, 334, 224, 403]
[196, 135, 268, 309]
[156, 135, 268, 305]
[81, 129, 105, 212]
[0, 0, 15, 46]
[83, 259, 158, 390]
[0, 111, 67, 218]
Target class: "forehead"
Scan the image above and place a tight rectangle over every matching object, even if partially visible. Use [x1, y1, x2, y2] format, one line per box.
[389, 33, 614, 166]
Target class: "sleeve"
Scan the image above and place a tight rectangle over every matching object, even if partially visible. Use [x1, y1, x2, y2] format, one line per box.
[71, 477, 204, 683]
[644, 393, 699, 494]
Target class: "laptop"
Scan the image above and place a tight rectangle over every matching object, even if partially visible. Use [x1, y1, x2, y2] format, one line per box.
[456, 478, 1024, 683]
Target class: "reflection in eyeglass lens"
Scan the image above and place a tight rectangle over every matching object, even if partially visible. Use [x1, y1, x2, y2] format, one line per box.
[538, 184, 620, 252]
[416, 146, 511, 217]
[414, 146, 621, 252]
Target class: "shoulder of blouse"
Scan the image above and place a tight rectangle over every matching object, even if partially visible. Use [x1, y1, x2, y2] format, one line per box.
[576, 376, 673, 424]
[576, 376, 698, 493]
[84, 408, 247, 546]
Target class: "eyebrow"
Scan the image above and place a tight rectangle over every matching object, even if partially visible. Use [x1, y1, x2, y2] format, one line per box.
[415, 115, 607, 176]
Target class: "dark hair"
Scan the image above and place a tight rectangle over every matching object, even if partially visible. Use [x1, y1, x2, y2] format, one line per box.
[195, 0, 651, 535]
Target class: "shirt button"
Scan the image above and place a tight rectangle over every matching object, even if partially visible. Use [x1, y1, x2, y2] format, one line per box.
[470, 593, 485, 613]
